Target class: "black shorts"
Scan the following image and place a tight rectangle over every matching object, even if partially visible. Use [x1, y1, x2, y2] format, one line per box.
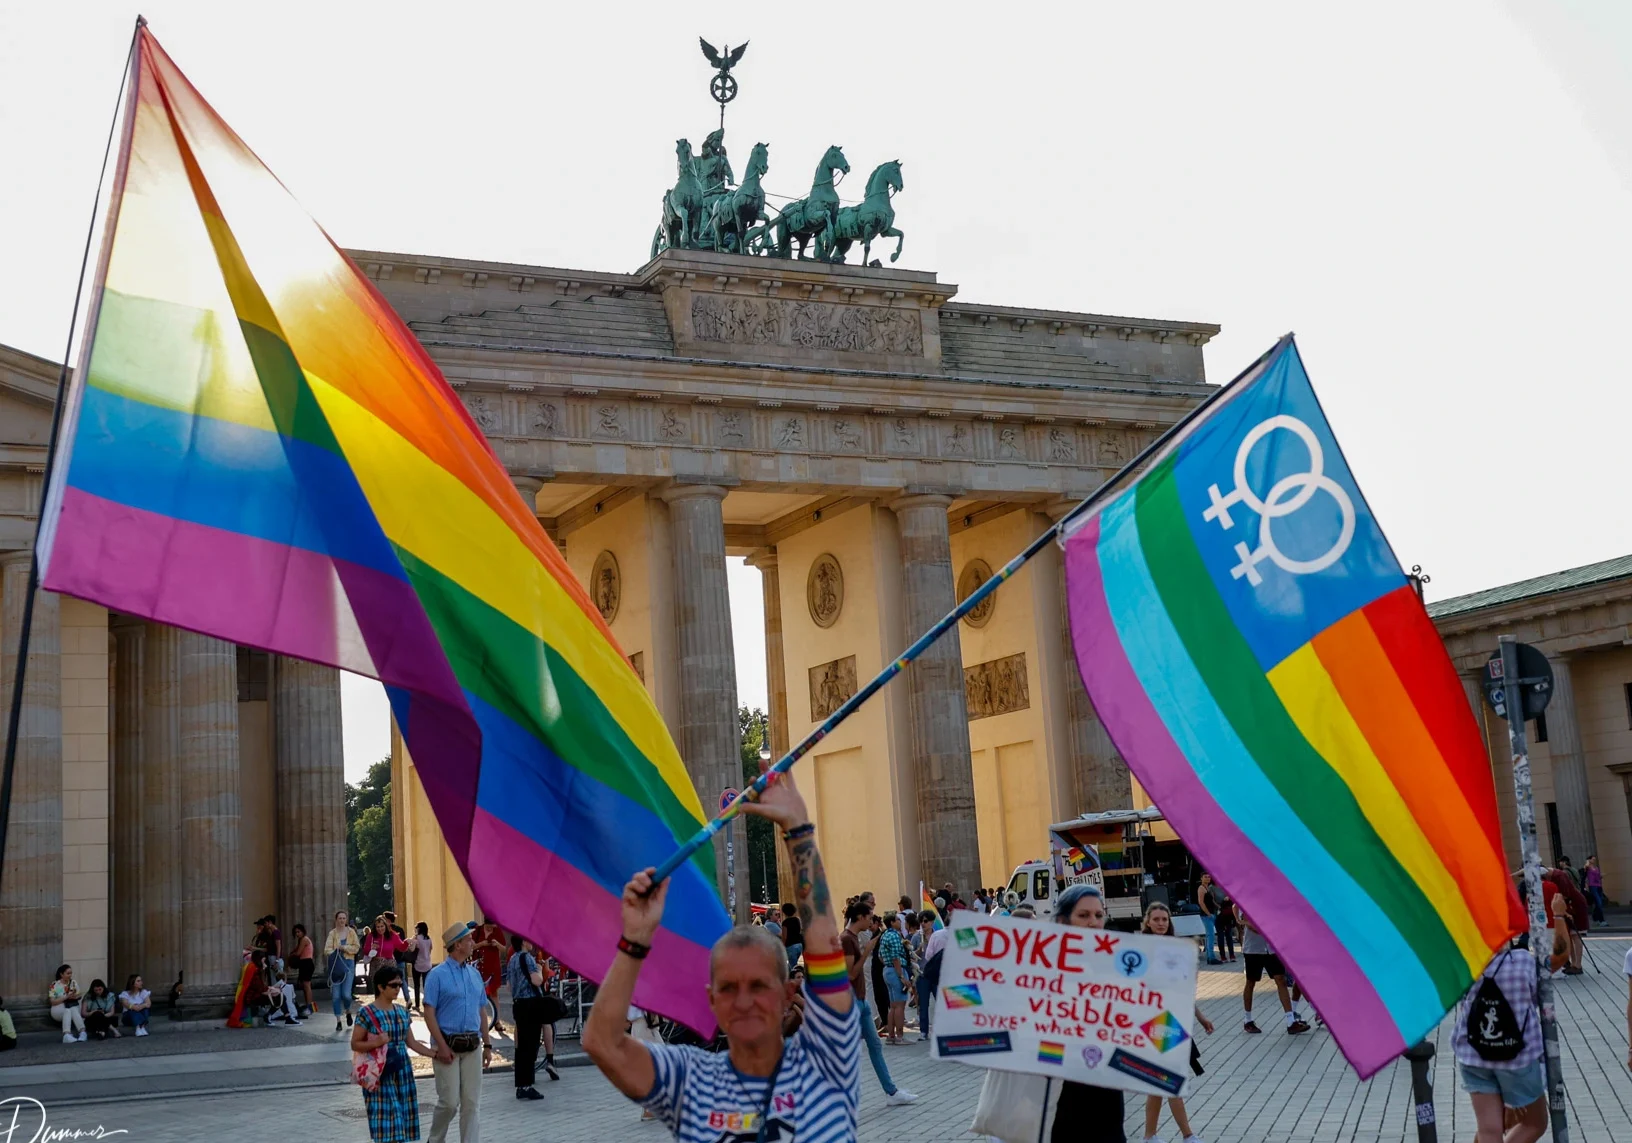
[1244, 953, 1285, 982]
[295, 957, 315, 983]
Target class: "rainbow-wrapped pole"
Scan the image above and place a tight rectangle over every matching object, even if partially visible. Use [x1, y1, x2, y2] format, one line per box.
[650, 346, 1271, 887]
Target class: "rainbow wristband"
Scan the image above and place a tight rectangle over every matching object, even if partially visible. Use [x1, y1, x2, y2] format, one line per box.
[804, 948, 850, 996]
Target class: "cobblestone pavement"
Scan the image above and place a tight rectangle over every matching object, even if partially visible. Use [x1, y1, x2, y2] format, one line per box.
[9, 936, 1628, 1142]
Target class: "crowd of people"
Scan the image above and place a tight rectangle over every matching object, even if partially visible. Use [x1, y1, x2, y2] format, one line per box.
[17, 821, 1621, 1143]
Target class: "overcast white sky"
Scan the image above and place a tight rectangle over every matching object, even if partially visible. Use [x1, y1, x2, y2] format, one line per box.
[3, 2, 1629, 780]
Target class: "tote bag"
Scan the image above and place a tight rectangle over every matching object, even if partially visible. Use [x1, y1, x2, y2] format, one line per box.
[971, 1068, 1060, 1143]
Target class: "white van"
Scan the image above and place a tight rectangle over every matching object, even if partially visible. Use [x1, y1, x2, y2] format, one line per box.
[1003, 807, 1204, 936]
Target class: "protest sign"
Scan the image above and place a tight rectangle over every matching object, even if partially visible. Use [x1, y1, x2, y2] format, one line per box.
[930, 909, 1199, 1097]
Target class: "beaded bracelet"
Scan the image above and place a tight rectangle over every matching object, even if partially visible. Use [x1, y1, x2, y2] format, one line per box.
[783, 822, 816, 842]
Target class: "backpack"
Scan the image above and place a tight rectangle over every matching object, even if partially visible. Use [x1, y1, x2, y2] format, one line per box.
[1466, 953, 1529, 1062]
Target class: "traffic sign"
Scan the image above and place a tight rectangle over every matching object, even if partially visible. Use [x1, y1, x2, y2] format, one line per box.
[1483, 643, 1554, 722]
[720, 787, 739, 812]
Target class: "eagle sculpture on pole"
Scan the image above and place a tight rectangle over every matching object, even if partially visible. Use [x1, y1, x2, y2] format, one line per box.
[700, 38, 749, 129]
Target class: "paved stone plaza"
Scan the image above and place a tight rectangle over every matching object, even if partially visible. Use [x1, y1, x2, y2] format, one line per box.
[3, 936, 1627, 1142]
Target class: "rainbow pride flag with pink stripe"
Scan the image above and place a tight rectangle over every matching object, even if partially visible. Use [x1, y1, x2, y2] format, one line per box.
[37, 28, 728, 1031]
[1062, 336, 1524, 1078]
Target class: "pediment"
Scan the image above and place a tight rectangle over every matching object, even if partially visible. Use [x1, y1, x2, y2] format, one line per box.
[0, 342, 62, 447]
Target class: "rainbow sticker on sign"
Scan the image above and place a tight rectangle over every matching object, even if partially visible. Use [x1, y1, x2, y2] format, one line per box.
[1140, 1010, 1190, 1054]
[942, 984, 983, 1009]
[1037, 1041, 1066, 1065]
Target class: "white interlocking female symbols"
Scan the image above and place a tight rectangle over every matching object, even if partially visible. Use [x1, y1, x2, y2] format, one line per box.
[1200, 414, 1356, 586]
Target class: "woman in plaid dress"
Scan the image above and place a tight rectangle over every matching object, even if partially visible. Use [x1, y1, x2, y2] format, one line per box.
[352, 964, 434, 1141]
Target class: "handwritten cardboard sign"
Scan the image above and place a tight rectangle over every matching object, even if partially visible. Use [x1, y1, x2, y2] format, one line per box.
[930, 909, 1198, 1097]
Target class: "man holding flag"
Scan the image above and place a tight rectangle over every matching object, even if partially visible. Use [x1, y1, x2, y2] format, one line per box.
[584, 772, 865, 1140]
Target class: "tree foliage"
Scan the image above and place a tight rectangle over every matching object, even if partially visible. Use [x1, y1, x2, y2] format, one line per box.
[346, 756, 394, 926]
[738, 706, 779, 905]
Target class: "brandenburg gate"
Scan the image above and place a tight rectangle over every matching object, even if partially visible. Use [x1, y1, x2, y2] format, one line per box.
[0, 97, 1220, 1005]
[372, 243, 1219, 934]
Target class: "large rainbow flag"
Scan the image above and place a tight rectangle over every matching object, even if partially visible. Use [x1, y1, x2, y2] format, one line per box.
[36, 28, 729, 1030]
[1062, 336, 1523, 1077]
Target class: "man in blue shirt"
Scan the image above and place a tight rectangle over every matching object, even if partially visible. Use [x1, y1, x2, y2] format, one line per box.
[423, 921, 492, 1142]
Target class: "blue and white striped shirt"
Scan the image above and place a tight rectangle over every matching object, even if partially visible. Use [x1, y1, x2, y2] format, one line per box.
[640, 984, 860, 1141]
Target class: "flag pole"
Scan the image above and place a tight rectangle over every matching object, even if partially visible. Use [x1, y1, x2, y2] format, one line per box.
[0, 18, 144, 893]
[651, 334, 1293, 886]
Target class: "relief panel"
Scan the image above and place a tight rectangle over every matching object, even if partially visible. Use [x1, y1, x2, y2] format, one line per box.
[690, 294, 924, 356]
[809, 655, 859, 721]
[964, 653, 1030, 720]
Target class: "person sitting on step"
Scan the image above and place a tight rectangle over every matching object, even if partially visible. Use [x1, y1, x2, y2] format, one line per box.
[119, 975, 152, 1037]
[82, 980, 121, 1040]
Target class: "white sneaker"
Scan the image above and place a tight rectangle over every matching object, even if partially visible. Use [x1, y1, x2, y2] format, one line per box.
[1145, 1136, 1168, 1143]
[77, 1031, 87, 1041]
[63, 1033, 77, 1044]
[886, 1089, 918, 1106]
[135, 1026, 148, 1036]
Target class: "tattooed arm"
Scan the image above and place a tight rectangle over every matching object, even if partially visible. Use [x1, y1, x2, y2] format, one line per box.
[742, 773, 852, 1015]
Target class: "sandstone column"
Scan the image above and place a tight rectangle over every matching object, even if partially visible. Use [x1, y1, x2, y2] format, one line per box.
[177, 631, 243, 985]
[747, 549, 795, 903]
[660, 482, 746, 921]
[1057, 560, 1132, 815]
[1038, 505, 1133, 815]
[510, 470, 549, 515]
[889, 493, 980, 896]
[1543, 655, 1597, 865]
[142, 624, 182, 988]
[273, 656, 347, 939]
[110, 616, 146, 980]
[0, 552, 62, 1003]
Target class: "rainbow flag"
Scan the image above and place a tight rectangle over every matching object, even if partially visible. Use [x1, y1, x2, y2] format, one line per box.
[36, 29, 728, 1031]
[1062, 336, 1522, 1078]
[918, 881, 944, 930]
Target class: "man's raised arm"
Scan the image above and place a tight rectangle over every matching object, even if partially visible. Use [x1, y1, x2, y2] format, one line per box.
[744, 774, 852, 1015]
[582, 871, 667, 1100]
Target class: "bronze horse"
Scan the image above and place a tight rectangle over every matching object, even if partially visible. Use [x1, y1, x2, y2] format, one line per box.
[765, 144, 849, 260]
[652, 139, 704, 258]
[829, 160, 904, 264]
[709, 142, 769, 255]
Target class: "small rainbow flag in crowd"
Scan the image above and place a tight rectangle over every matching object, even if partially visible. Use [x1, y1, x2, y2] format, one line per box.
[36, 28, 729, 1031]
[1037, 1041, 1065, 1065]
[918, 881, 945, 930]
[1061, 335, 1524, 1078]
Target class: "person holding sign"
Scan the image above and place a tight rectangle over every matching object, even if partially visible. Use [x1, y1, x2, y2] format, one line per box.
[969, 884, 1134, 1143]
[583, 773, 865, 1141]
[1049, 884, 1131, 1142]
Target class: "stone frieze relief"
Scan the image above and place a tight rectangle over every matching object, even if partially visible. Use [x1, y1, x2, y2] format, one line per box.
[965, 653, 1029, 720]
[690, 294, 924, 356]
